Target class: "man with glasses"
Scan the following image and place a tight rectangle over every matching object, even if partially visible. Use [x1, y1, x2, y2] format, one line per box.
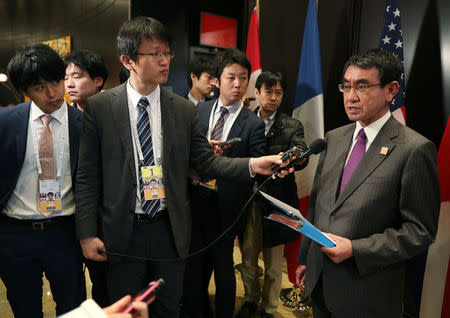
[75, 17, 291, 318]
[295, 49, 440, 318]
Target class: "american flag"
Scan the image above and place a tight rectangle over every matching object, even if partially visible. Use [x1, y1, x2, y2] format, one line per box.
[379, 0, 406, 124]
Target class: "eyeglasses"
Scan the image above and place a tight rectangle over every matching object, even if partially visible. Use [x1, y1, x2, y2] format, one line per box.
[135, 51, 175, 60]
[338, 83, 381, 94]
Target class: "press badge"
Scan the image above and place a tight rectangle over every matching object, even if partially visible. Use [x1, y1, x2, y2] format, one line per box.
[199, 179, 217, 190]
[141, 165, 166, 200]
[38, 179, 62, 215]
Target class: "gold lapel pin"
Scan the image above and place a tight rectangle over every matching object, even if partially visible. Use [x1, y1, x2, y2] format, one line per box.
[380, 147, 389, 155]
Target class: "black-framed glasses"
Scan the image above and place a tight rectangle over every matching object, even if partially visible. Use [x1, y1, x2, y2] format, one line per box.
[338, 83, 381, 94]
[135, 51, 175, 60]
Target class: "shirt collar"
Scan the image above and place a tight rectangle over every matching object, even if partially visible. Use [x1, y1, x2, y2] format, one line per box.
[127, 80, 160, 109]
[216, 97, 242, 114]
[30, 100, 67, 124]
[188, 92, 203, 105]
[257, 109, 277, 121]
[353, 110, 391, 145]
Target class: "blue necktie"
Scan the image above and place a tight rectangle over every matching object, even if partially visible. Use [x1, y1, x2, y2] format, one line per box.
[137, 97, 160, 216]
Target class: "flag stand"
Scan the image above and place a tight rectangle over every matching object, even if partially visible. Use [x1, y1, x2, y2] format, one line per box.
[279, 286, 312, 312]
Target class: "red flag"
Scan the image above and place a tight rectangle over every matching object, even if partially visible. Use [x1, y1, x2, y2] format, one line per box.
[245, 7, 262, 110]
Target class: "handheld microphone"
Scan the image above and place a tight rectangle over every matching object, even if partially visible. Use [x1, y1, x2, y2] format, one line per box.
[271, 146, 303, 170]
[271, 138, 327, 179]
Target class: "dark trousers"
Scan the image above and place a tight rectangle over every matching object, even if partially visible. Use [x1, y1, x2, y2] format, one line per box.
[311, 276, 336, 318]
[84, 258, 109, 307]
[0, 215, 83, 318]
[105, 213, 185, 318]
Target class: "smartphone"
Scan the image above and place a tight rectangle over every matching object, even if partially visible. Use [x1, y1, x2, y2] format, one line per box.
[122, 279, 165, 314]
[218, 137, 242, 147]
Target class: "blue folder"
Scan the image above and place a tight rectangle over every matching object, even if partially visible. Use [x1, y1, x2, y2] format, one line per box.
[260, 191, 336, 248]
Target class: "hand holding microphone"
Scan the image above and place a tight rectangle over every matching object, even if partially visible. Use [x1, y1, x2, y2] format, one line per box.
[271, 139, 327, 179]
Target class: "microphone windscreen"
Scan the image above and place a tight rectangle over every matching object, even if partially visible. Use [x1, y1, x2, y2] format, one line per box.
[309, 139, 327, 154]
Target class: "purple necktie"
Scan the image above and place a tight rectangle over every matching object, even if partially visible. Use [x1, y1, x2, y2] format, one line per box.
[339, 128, 367, 195]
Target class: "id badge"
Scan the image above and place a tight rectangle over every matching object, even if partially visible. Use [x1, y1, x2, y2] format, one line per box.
[199, 179, 217, 190]
[141, 165, 166, 201]
[38, 179, 62, 216]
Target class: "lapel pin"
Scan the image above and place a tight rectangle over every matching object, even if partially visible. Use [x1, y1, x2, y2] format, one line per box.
[380, 147, 389, 155]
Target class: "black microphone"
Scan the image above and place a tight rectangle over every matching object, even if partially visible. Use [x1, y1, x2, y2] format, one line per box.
[271, 138, 327, 179]
[271, 146, 303, 170]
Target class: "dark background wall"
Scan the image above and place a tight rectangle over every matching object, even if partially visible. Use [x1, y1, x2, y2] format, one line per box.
[0, 0, 128, 105]
[0, 0, 448, 148]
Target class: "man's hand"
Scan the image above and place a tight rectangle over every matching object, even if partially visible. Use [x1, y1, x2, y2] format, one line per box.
[209, 139, 229, 156]
[103, 295, 149, 318]
[249, 155, 295, 177]
[80, 237, 107, 261]
[320, 233, 353, 263]
[295, 264, 307, 291]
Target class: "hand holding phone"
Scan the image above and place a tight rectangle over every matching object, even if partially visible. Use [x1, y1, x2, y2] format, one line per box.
[122, 279, 165, 315]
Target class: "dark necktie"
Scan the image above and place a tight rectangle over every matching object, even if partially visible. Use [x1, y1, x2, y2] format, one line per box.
[210, 106, 228, 141]
[137, 97, 160, 216]
[339, 128, 367, 195]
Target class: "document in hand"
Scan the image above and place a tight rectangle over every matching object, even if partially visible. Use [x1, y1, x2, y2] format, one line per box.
[260, 191, 336, 248]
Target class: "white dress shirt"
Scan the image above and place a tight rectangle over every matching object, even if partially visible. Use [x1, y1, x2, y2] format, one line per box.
[126, 81, 166, 213]
[345, 110, 392, 164]
[257, 109, 277, 136]
[4, 102, 74, 219]
[207, 98, 243, 141]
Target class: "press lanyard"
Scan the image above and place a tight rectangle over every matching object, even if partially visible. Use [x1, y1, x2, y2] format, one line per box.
[31, 113, 66, 178]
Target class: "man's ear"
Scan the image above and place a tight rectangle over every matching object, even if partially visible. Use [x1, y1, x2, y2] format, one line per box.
[120, 55, 134, 71]
[386, 81, 399, 103]
[190, 72, 197, 82]
[94, 77, 104, 91]
[254, 88, 260, 97]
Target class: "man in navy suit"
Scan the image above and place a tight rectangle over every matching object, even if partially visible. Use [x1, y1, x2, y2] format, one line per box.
[0, 43, 84, 317]
[181, 49, 266, 318]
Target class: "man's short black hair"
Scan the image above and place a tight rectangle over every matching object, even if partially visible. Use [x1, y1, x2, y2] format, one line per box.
[7, 43, 65, 93]
[187, 57, 214, 89]
[213, 48, 251, 81]
[117, 16, 171, 61]
[64, 49, 109, 90]
[342, 48, 402, 86]
[255, 71, 286, 91]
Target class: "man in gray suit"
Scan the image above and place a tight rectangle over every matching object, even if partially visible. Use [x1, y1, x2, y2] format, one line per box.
[295, 49, 440, 318]
[75, 17, 289, 318]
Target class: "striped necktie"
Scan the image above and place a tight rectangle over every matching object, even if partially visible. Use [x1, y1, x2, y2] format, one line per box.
[210, 106, 228, 141]
[137, 97, 160, 216]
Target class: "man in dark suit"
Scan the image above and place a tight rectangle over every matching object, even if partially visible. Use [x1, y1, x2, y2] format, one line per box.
[182, 48, 266, 318]
[0, 43, 84, 317]
[295, 49, 440, 318]
[75, 17, 289, 318]
[237, 71, 308, 318]
[185, 56, 215, 105]
[64, 49, 110, 308]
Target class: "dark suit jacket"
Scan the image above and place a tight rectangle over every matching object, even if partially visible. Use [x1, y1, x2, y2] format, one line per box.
[196, 99, 266, 235]
[75, 85, 252, 257]
[253, 107, 308, 247]
[298, 116, 440, 318]
[0, 102, 82, 213]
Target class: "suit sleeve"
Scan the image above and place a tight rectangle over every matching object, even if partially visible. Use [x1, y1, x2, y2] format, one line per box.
[188, 105, 251, 182]
[351, 140, 440, 276]
[75, 102, 102, 240]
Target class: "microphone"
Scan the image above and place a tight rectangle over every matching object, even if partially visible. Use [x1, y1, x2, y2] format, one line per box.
[271, 138, 327, 179]
[271, 146, 303, 170]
